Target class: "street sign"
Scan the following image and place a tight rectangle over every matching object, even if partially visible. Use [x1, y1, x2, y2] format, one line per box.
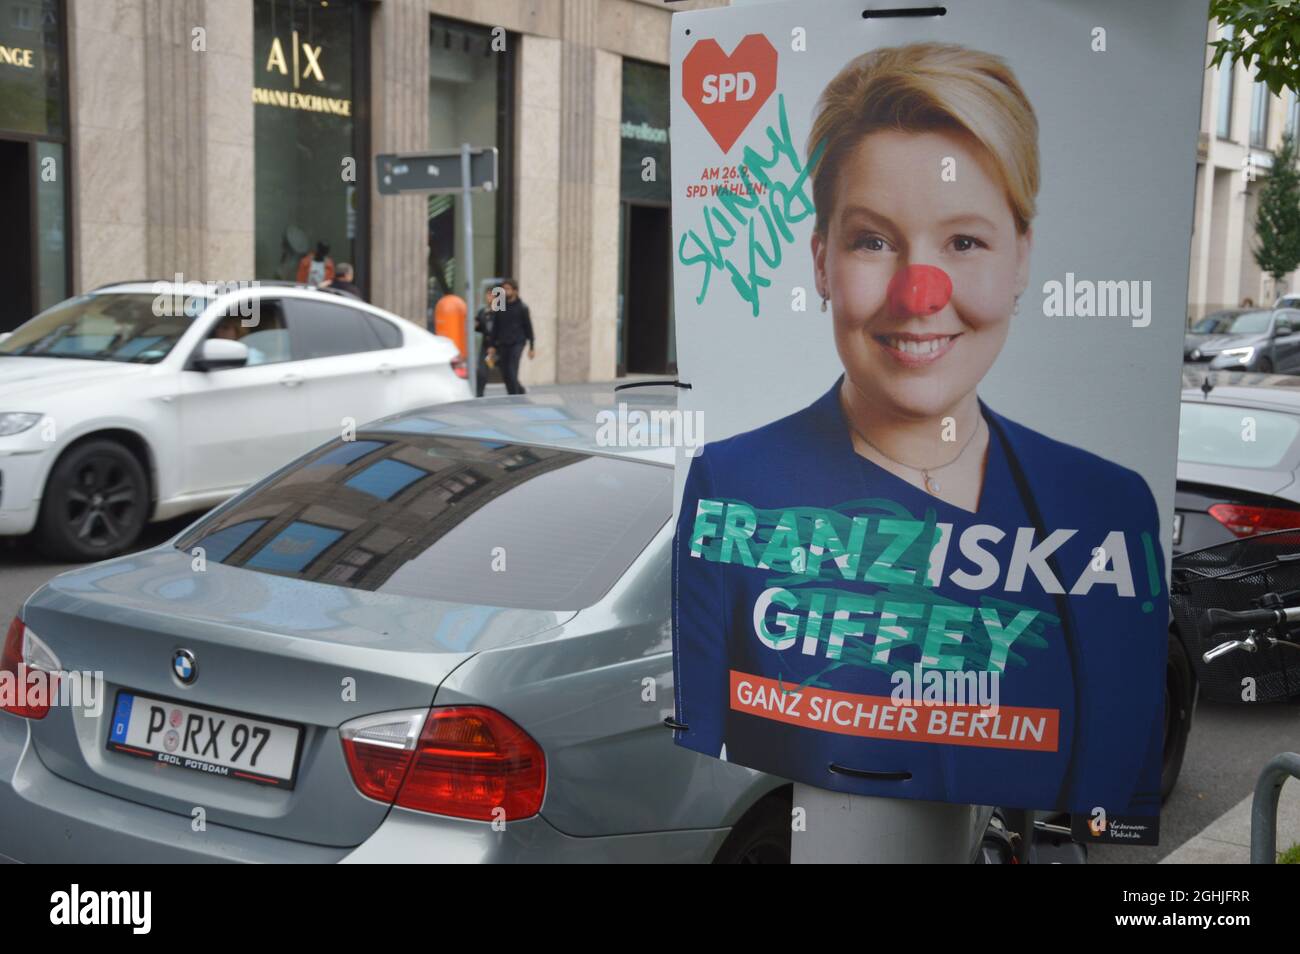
[375, 143, 495, 395]
[375, 148, 498, 195]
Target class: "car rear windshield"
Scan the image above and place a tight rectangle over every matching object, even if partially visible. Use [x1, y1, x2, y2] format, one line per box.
[176, 434, 672, 611]
[1179, 402, 1300, 469]
[0, 292, 206, 363]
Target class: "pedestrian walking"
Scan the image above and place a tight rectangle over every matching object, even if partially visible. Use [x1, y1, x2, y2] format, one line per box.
[488, 278, 534, 395]
[474, 303, 494, 397]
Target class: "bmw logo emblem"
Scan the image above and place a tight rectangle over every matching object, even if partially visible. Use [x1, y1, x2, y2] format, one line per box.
[173, 650, 197, 685]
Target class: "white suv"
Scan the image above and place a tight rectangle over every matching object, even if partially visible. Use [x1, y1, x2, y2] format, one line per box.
[0, 281, 470, 561]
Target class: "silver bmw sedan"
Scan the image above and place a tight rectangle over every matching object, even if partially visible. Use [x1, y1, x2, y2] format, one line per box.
[0, 389, 798, 863]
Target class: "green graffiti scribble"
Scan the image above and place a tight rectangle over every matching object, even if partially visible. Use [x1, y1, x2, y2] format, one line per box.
[1140, 530, 1160, 613]
[690, 495, 1061, 695]
[676, 94, 824, 317]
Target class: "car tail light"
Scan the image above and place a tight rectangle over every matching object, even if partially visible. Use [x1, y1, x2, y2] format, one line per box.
[1208, 503, 1300, 538]
[1, 616, 60, 719]
[339, 709, 424, 802]
[451, 357, 468, 380]
[341, 706, 545, 821]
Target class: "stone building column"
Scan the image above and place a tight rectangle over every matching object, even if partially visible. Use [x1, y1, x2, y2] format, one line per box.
[67, 0, 149, 290]
[68, 0, 253, 290]
[553, 0, 601, 383]
[143, 0, 254, 282]
[194, 0, 255, 281]
[368, 0, 430, 325]
[515, 34, 562, 387]
[1189, 159, 1215, 320]
[586, 48, 621, 382]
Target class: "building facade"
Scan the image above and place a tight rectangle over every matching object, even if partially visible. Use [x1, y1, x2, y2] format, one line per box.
[1191, 19, 1300, 321]
[0, 0, 723, 383]
[19, 5, 1298, 366]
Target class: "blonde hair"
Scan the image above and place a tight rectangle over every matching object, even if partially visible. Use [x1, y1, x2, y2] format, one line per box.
[808, 43, 1039, 235]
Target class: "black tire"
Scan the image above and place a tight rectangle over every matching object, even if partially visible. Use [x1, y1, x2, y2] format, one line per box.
[1257, 357, 1274, 373]
[713, 792, 791, 863]
[1162, 630, 1194, 801]
[35, 439, 149, 562]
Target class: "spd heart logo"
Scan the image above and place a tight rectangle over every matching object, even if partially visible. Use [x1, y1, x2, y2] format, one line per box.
[682, 34, 778, 154]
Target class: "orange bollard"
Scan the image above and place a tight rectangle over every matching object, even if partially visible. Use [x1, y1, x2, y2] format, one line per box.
[433, 294, 468, 358]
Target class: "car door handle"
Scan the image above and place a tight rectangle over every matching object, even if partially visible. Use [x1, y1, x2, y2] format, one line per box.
[279, 374, 303, 388]
[376, 363, 397, 376]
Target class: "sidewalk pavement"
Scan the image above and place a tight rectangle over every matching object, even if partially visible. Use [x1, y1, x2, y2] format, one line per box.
[1161, 775, 1300, 863]
[481, 374, 669, 398]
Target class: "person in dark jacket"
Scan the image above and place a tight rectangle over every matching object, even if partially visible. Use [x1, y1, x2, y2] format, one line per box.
[487, 278, 533, 395]
[324, 263, 364, 300]
[474, 304, 493, 398]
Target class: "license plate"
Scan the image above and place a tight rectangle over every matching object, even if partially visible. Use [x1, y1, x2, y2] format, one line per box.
[107, 691, 302, 789]
[1172, 512, 1184, 546]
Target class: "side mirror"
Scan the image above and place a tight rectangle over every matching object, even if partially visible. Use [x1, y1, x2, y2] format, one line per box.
[194, 338, 249, 371]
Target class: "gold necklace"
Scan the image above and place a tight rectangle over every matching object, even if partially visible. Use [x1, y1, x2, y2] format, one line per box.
[847, 415, 985, 495]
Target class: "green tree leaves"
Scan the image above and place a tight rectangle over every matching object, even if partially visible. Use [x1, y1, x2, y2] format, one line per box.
[1254, 132, 1300, 281]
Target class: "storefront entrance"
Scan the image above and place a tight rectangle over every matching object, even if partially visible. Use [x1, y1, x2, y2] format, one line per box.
[0, 139, 32, 330]
[622, 203, 673, 375]
[617, 58, 673, 377]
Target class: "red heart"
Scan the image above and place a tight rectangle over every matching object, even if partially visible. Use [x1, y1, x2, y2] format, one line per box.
[681, 34, 778, 154]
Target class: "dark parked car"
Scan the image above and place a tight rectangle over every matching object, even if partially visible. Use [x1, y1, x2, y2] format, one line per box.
[1175, 371, 1300, 555]
[1183, 308, 1300, 372]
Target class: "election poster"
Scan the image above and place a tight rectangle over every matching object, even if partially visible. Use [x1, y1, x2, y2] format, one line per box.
[668, 0, 1207, 844]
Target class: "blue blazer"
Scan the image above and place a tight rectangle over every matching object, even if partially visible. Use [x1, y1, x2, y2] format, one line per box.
[672, 378, 1166, 817]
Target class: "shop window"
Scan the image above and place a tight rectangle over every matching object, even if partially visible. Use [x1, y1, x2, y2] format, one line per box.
[620, 60, 671, 204]
[1216, 25, 1235, 140]
[0, 0, 63, 138]
[254, 0, 365, 287]
[0, 0, 68, 327]
[1250, 82, 1269, 149]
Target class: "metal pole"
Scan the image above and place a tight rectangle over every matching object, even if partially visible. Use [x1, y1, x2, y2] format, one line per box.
[1250, 751, 1300, 864]
[461, 143, 478, 396]
[791, 784, 980, 863]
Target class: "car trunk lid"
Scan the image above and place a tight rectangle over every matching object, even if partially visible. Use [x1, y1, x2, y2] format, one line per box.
[21, 547, 571, 848]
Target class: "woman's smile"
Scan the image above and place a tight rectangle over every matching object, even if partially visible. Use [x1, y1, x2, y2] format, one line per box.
[873, 330, 962, 367]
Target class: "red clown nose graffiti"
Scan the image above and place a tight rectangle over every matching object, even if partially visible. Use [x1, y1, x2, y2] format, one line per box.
[886, 264, 953, 318]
